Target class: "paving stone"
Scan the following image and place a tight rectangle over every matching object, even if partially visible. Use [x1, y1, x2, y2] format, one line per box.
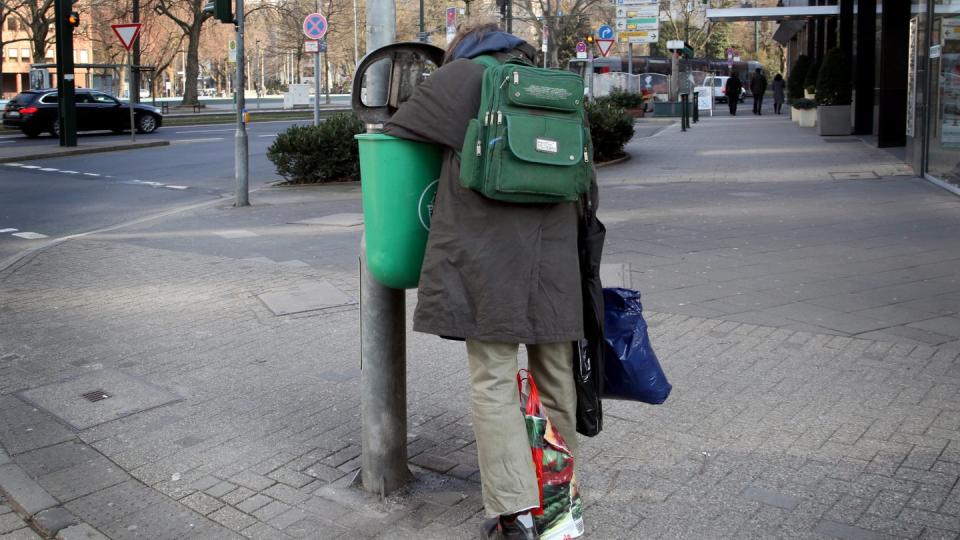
[205, 481, 237, 498]
[0, 513, 25, 535]
[235, 494, 272, 514]
[0, 464, 58, 516]
[208, 505, 257, 532]
[221, 486, 256, 506]
[54, 523, 109, 540]
[31, 507, 77, 537]
[813, 519, 886, 540]
[179, 491, 224, 516]
[267, 468, 313, 488]
[740, 486, 800, 510]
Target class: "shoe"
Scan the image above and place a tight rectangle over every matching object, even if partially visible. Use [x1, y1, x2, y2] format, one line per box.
[481, 514, 539, 540]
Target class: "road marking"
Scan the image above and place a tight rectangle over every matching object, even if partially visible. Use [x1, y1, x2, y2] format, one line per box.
[0, 228, 18, 233]
[39, 168, 59, 172]
[83, 173, 100, 177]
[165, 185, 188, 190]
[259, 134, 277, 138]
[213, 230, 259, 239]
[172, 138, 224, 143]
[0, 140, 14, 144]
[20, 165, 41, 169]
[12, 232, 48, 239]
[174, 128, 235, 134]
[4, 163, 24, 167]
[60, 170, 79, 174]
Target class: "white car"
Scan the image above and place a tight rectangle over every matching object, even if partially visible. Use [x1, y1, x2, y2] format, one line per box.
[703, 76, 745, 104]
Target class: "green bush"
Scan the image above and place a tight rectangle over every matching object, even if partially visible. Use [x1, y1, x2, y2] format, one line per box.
[267, 113, 365, 183]
[791, 98, 817, 110]
[606, 87, 646, 109]
[788, 54, 810, 101]
[815, 47, 852, 106]
[804, 59, 820, 94]
[585, 97, 635, 162]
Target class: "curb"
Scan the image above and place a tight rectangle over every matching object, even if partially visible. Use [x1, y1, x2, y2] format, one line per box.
[595, 154, 631, 168]
[0, 140, 170, 164]
[0, 451, 91, 539]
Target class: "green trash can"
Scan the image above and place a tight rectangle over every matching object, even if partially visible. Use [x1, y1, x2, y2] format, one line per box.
[356, 133, 443, 289]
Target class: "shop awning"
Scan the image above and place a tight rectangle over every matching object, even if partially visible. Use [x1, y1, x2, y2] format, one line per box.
[705, 5, 840, 22]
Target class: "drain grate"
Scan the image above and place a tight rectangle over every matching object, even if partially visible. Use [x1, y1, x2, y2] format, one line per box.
[82, 390, 111, 402]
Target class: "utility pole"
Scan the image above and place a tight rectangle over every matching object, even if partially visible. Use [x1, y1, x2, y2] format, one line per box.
[132, 0, 140, 103]
[359, 0, 411, 497]
[235, 0, 249, 207]
[53, 0, 77, 147]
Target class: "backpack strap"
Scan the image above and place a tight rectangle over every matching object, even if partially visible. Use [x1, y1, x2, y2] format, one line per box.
[472, 55, 501, 70]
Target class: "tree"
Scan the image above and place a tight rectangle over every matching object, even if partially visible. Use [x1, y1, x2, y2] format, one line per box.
[154, 0, 211, 105]
[1, 0, 55, 63]
[655, 0, 737, 60]
[0, 0, 31, 86]
[512, 0, 607, 68]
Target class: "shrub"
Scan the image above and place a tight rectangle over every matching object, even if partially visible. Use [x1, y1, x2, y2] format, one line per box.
[606, 87, 646, 109]
[267, 113, 365, 183]
[787, 54, 810, 100]
[791, 98, 817, 110]
[804, 59, 820, 95]
[585, 97, 635, 162]
[815, 47, 852, 106]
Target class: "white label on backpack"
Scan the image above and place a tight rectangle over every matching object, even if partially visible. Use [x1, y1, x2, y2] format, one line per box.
[536, 138, 558, 154]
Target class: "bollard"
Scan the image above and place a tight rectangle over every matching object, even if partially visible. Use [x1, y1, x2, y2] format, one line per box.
[693, 91, 699, 123]
[680, 93, 688, 132]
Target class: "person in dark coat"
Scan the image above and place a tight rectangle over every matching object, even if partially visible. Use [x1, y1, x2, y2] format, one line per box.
[383, 21, 596, 540]
[725, 72, 743, 115]
[751, 67, 768, 115]
[771, 73, 786, 114]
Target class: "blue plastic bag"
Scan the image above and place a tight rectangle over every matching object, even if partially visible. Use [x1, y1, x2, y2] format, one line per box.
[602, 288, 672, 404]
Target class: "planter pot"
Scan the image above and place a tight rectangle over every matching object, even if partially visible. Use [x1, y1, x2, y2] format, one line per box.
[804, 91, 815, 100]
[797, 108, 817, 127]
[652, 101, 693, 117]
[817, 105, 852, 136]
[791, 106, 800, 122]
[625, 107, 646, 118]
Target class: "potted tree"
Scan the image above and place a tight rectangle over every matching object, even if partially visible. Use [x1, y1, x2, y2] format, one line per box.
[608, 88, 646, 118]
[815, 48, 852, 136]
[788, 55, 810, 122]
[793, 98, 817, 127]
[804, 60, 820, 100]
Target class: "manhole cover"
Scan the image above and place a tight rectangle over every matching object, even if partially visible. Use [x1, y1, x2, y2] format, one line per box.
[82, 390, 110, 402]
[829, 171, 880, 180]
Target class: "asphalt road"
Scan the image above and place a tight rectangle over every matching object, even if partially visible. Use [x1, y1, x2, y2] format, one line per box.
[0, 119, 306, 262]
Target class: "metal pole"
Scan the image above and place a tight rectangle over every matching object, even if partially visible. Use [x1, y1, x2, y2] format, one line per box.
[353, 0, 359, 66]
[235, 0, 249, 207]
[359, 0, 410, 497]
[132, 0, 140, 104]
[313, 51, 321, 125]
[128, 52, 136, 142]
[628, 43, 633, 75]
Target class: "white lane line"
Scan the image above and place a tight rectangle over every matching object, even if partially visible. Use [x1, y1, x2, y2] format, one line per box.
[165, 185, 189, 190]
[12, 232, 48, 239]
[174, 128, 235, 134]
[0, 228, 18, 233]
[258, 134, 277, 138]
[83, 173, 100, 177]
[60, 170, 80, 174]
[20, 165, 41, 169]
[4, 163, 24, 166]
[39, 168, 59, 172]
[0, 140, 14, 144]
[172, 138, 224, 143]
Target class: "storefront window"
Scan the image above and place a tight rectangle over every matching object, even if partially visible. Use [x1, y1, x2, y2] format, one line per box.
[926, 4, 960, 186]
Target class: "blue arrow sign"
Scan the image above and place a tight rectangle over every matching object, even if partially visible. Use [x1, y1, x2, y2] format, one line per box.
[598, 25, 614, 40]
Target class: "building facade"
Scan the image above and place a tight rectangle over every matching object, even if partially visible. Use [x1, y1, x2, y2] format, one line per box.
[1, 11, 94, 98]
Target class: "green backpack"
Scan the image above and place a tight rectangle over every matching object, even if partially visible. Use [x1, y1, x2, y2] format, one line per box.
[459, 55, 592, 204]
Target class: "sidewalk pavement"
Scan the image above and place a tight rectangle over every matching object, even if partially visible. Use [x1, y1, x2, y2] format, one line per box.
[1, 110, 960, 539]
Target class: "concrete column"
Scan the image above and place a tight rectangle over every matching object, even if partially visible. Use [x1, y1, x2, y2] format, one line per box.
[853, 0, 875, 135]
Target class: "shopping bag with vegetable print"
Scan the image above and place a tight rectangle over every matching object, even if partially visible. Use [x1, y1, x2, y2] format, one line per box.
[517, 370, 584, 540]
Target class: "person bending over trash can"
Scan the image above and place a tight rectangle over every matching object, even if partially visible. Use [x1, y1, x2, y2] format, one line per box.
[384, 19, 597, 540]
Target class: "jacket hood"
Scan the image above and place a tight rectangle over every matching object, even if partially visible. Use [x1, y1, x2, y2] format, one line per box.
[452, 31, 532, 61]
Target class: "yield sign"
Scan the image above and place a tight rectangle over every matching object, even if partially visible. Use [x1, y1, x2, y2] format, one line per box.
[111, 23, 143, 51]
[596, 38, 615, 57]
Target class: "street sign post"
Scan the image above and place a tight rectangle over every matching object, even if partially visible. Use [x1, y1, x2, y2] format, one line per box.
[615, 0, 658, 44]
[303, 13, 328, 126]
[598, 25, 614, 40]
[576, 41, 587, 60]
[111, 23, 143, 143]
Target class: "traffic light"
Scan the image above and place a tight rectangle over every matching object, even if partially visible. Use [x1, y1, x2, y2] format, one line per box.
[203, 0, 233, 24]
[66, 10, 80, 28]
[586, 35, 594, 45]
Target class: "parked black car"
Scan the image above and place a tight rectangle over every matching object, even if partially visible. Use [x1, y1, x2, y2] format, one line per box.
[2, 89, 163, 138]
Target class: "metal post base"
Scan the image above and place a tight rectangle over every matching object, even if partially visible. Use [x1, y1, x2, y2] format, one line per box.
[358, 237, 413, 495]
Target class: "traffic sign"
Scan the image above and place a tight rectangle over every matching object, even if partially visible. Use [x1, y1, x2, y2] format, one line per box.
[596, 39, 615, 57]
[111, 23, 143, 51]
[576, 41, 586, 53]
[617, 30, 658, 44]
[598, 25, 614, 40]
[305, 40, 318, 53]
[228, 39, 237, 62]
[302, 13, 328, 40]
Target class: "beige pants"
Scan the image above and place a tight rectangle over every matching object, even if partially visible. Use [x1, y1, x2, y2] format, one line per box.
[466, 339, 578, 517]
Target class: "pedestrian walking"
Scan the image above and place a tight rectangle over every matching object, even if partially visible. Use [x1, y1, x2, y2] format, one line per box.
[751, 67, 768, 115]
[383, 20, 595, 540]
[771, 73, 786, 114]
[726, 72, 743, 116]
